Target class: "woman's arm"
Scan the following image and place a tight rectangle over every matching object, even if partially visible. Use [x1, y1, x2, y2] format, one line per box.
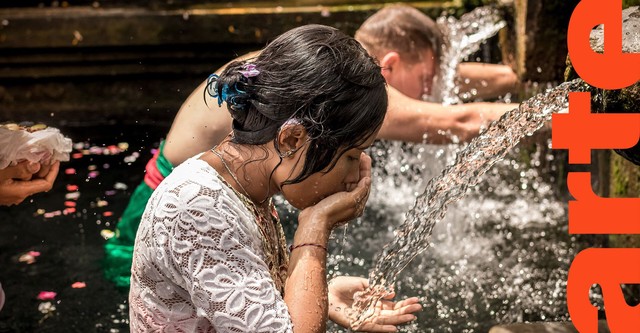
[285, 211, 331, 332]
[285, 153, 372, 332]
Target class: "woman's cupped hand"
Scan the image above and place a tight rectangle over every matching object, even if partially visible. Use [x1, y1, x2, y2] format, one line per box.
[328, 276, 422, 332]
[299, 152, 372, 232]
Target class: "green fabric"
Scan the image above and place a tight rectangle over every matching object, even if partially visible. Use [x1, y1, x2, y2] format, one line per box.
[103, 141, 173, 288]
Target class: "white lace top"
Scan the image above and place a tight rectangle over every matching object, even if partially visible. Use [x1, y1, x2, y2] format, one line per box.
[129, 156, 293, 332]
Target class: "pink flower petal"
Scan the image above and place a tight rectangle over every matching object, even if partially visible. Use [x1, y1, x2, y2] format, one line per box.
[19, 254, 36, 264]
[71, 282, 86, 289]
[37, 291, 57, 300]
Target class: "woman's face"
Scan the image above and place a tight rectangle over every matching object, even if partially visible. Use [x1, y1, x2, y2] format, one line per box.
[276, 134, 377, 210]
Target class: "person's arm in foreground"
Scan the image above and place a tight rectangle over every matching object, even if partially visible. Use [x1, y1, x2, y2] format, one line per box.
[456, 62, 519, 101]
[285, 154, 373, 332]
[0, 161, 60, 206]
[284, 154, 421, 332]
[378, 86, 518, 144]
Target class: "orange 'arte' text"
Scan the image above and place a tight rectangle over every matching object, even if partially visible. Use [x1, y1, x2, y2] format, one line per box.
[552, 0, 640, 332]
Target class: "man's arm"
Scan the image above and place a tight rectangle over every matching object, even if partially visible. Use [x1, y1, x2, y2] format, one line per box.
[378, 86, 518, 144]
[163, 51, 261, 166]
[164, 52, 518, 163]
[456, 62, 519, 101]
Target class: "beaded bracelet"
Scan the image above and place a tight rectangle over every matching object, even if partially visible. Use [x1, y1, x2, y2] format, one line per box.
[289, 243, 328, 253]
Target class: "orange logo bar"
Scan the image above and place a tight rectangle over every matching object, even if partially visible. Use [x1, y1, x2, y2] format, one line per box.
[567, 249, 640, 332]
[567, 0, 640, 89]
[555, 0, 640, 331]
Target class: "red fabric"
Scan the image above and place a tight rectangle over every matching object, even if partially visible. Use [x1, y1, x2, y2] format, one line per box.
[143, 152, 164, 190]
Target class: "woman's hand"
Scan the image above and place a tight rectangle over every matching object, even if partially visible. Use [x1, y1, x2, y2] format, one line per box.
[328, 276, 422, 332]
[0, 161, 60, 206]
[299, 153, 372, 232]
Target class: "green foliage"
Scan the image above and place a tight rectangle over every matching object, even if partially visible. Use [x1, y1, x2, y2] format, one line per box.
[611, 153, 640, 197]
[623, 0, 640, 8]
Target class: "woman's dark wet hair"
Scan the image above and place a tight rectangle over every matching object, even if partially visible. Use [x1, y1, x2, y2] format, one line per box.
[207, 24, 388, 185]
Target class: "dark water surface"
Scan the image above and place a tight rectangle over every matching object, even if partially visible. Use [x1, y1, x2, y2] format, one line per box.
[0, 124, 167, 333]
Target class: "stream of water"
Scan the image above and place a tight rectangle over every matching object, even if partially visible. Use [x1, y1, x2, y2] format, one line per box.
[430, 7, 506, 105]
[342, 6, 640, 330]
[349, 78, 595, 329]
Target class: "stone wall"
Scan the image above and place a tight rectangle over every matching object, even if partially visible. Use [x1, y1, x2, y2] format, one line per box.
[498, 0, 580, 83]
[0, 1, 458, 126]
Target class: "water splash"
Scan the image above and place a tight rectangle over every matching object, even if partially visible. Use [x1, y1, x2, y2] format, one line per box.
[365, 6, 509, 215]
[349, 79, 593, 327]
[430, 7, 507, 105]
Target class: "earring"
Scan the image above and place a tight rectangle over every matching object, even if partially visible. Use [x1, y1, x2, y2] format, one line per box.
[278, 144, 305, 158]
[279, 149, 296, 158]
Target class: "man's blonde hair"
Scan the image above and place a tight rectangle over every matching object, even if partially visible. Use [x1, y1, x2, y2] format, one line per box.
[355, 4, 443, 65]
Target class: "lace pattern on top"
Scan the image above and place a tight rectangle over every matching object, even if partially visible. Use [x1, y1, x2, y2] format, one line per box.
[213, 175, 289, 296]
[129, 157, 293, 332]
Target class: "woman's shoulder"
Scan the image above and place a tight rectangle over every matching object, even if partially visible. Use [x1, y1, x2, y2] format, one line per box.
[157, 155, 257, 223]
[162, 155, 223, 190]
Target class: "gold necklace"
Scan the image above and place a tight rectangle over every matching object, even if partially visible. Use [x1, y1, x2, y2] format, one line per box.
[210, 147, 289, 295]
[210, 147, 253, 200]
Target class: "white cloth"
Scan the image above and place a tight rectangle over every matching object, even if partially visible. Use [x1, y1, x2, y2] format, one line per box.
[129, 156, 293, 332]
[0, 127, 72, 169]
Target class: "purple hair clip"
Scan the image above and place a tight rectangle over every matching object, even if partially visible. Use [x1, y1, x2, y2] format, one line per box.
[240, 63, 260, 78]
